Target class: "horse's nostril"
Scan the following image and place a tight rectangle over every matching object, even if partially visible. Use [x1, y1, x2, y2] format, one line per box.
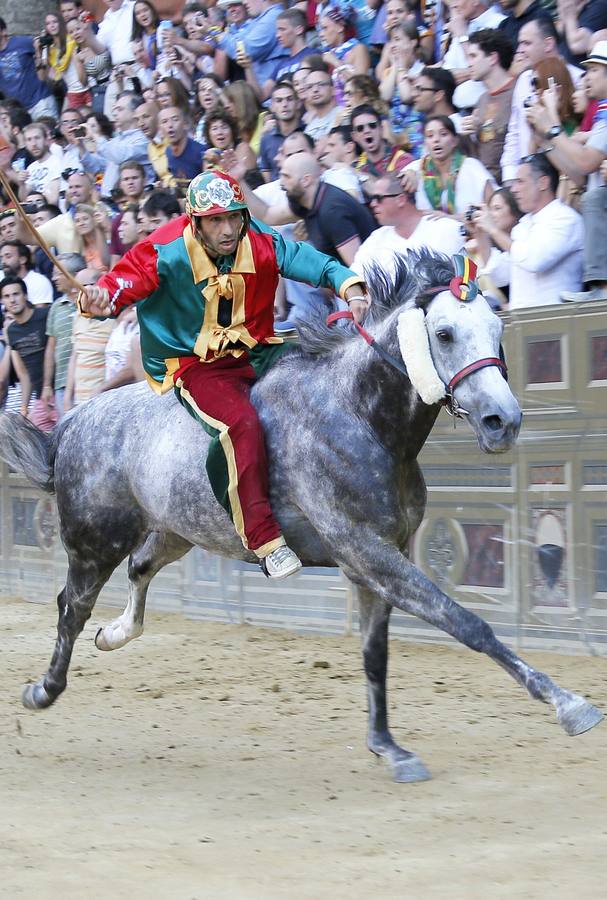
[482, 415, 504, 433]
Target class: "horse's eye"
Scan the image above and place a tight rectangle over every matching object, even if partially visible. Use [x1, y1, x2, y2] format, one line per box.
[436, 329, 453, 344]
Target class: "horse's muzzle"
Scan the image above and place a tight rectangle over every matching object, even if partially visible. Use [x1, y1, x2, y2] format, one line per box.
[478, 407, 522, 453]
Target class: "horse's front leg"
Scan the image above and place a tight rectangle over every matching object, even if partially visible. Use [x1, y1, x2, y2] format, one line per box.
[336, 524, 602, 739]
[357, 585, 431, 783]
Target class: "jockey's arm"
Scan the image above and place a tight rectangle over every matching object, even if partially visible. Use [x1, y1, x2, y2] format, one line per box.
[78, 239, 161, 319]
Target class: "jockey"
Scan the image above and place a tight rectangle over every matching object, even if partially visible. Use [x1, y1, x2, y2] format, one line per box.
[78, 170, 368, 579]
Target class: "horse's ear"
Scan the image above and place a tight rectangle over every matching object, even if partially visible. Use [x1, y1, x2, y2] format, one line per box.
[409, 249, 455, 308]
[397, 309, 445, 405]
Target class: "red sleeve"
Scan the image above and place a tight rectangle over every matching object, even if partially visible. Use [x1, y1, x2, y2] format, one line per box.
[97, 239, 161, 314]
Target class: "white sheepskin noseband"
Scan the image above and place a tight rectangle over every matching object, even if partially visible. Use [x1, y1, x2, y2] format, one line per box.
[397, 308, 446, 405]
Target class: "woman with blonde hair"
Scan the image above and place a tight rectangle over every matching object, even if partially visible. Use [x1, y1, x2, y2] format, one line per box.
[222, 82, 265, 156]
[74, 204, 110, 272]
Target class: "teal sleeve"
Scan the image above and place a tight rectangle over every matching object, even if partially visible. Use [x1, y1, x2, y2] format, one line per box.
[250, 218, 362, 296]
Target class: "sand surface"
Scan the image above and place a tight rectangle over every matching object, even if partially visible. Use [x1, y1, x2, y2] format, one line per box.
[0, 596, 605, 900]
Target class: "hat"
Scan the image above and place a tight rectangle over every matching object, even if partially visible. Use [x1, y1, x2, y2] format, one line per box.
[582, 41, 607, 67]
[217, 0, 244, 7]
[185, 170, 248, 219]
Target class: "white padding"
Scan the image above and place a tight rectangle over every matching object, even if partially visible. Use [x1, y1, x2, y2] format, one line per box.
[397, 309, 446, 405]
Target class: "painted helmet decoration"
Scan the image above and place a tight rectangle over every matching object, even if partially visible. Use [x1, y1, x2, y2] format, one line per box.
[185, 171, 248, 219]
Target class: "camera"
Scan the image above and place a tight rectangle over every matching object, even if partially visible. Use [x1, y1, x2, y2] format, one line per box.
[72, 125, 87, 138]
[39, 33, 54, 49]
[465, 205, 480, 222]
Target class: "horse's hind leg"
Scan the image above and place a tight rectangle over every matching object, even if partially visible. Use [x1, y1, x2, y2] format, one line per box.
[22, 555, 119, 710]
[358, 587, 431, 783]
[95, 532, 192, 651]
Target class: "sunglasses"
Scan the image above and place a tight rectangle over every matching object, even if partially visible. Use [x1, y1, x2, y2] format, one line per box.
[353, 121, 380, 132]
[414, 85, 437, 93]
[368, 192, 401, 203]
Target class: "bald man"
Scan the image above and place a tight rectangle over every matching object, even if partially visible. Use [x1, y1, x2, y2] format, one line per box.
[226, 150, 376, 266]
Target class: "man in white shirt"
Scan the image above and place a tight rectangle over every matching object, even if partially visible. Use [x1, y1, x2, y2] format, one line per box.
[0, 240, 54, 306]
[479, 152, 583, 308]
[18, 123, 62, 206]
[351, 174, 465, 278]
[500, 18, 583, 183]
[93, 0, 136, 66]
[525, 40, 607, 301]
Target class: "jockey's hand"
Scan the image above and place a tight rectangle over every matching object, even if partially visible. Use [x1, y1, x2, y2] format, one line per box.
[348, 298, 369, 323]
[345, 284, 369, 324]
[79, 286, 113, 317]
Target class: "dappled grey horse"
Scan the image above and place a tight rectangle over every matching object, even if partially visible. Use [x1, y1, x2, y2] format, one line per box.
[0, 251, 601, 782]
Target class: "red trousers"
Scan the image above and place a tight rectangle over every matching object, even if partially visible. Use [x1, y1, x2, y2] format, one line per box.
[175, 354, 285, 557]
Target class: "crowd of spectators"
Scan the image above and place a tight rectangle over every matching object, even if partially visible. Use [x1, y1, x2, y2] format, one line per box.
[1, 0, 607, 427]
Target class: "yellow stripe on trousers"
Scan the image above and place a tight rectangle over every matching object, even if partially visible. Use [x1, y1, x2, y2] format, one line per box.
[176, 381, 248, 549]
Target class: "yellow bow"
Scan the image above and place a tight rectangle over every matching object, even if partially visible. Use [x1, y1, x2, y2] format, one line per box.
[198, 272, 249, 357]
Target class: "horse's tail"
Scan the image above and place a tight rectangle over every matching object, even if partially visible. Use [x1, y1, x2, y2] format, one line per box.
[0, 413, 55, 493]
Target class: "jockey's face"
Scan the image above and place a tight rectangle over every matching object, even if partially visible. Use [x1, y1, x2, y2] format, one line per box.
[195, 211, 243, 258]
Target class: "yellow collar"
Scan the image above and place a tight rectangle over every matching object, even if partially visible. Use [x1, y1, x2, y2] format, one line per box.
[183, 222, 255, 284]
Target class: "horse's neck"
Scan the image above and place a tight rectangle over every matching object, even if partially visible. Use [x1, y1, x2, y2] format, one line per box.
[349, 316, 441, 460]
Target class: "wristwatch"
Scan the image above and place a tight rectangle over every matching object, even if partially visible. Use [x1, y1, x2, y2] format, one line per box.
[544, 124, 563, 139]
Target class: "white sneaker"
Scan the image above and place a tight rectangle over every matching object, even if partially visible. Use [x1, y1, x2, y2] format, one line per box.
[261, 545, 302, 579]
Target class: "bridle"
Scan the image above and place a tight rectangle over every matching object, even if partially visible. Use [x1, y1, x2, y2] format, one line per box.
[327, 256, 508, 420]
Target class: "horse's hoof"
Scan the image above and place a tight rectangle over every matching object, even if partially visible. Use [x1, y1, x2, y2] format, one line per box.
[95, 622, 142, 651]
[95, 626, 112, 651]
[392, 755, 432, 784]
[557, 694, 603, 736]
[21, 681, 54, 710]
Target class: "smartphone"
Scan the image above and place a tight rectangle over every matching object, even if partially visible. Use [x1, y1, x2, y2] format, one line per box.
[236, 40, 246, 56]
[547, 76, 556, 90]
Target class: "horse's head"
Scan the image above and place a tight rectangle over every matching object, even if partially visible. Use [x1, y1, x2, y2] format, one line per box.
[393, 252, 522, 454]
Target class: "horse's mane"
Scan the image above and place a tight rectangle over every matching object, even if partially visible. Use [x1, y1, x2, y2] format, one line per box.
[296, 248, 456, 357]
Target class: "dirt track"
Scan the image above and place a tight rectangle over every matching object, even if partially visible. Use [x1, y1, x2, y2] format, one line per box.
[1, 596, 606, 899]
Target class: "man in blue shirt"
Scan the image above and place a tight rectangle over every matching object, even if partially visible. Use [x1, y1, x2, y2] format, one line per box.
[219, 0, 288, 87]
[158, 106, 205, 197]
[259, 81, 303, 181]
[0, 17, 56, 119]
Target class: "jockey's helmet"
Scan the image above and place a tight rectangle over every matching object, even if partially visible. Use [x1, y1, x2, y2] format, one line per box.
[185, 171, 248, 220]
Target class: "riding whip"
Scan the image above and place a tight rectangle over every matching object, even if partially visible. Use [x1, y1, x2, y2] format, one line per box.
[0, 168, 85, 294]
